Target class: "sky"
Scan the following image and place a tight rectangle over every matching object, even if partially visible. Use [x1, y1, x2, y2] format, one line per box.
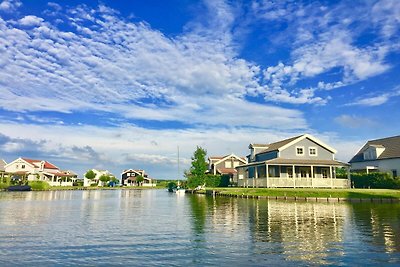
[0, 0, 399, 179]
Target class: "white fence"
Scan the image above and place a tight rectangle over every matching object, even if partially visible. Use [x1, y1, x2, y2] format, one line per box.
[238, 177, 349, 188]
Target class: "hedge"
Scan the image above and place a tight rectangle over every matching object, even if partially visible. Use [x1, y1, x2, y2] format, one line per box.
[351, 172, 400, 189]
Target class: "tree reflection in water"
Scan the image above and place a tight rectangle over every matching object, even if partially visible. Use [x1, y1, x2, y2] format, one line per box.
[188, 195, 400, 265]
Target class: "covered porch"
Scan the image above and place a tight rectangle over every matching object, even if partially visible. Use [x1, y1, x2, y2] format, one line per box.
[236, 158, 350, 188]
[42, 172, 76, 186]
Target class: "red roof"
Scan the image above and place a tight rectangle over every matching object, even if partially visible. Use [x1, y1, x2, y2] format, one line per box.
[22, 158, 59, 169]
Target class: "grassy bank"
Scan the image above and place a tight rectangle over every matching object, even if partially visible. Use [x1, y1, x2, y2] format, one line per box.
[203, 188, 400, 199]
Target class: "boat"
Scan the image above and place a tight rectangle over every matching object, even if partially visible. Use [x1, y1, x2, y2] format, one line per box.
[8, 185, 32, 191]
[175, 187, 185, 194]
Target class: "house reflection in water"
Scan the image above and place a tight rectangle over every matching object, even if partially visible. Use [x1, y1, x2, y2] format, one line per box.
[187, 195, 400, 265]
[246, 200, 348, 265]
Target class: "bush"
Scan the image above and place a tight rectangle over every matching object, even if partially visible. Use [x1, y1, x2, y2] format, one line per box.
[204, 175, 221, 187]
[0, 183, 9, 190]
[28, 181, 51, 190]
[351, 172, 400, 189]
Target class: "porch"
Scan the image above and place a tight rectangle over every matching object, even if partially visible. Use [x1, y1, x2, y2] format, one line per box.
[236, 160, 350, 188]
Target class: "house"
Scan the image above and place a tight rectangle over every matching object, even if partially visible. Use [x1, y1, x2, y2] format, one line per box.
[87, 169, 114, 186]
[121, 169, 156, 187]
[236, 134, 350, 188]
[208, 154, 247, 184]
[349, 135, 400, 177]
[0, 159, 7, 182]
[4, 157, 77, 186]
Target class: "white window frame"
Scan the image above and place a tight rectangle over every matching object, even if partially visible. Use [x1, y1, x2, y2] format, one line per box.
[296, 146, 305, 156]
[309, 147, 318, 157]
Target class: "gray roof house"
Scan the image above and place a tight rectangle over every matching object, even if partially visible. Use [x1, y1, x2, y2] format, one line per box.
[349, 135, 400, 177]
[236, 134, 350, 188]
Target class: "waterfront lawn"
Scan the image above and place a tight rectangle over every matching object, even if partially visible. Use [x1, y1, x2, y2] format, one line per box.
[205, 188, 400, 199]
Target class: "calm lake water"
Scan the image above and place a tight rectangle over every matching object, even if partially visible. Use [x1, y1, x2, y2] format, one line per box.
[1, 189, 400, 266]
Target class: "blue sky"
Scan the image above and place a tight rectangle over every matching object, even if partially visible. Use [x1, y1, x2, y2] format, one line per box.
[0, 0, 399, 179]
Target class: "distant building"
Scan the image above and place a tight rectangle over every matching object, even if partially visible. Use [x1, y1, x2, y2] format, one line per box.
[89, 169, 114, 186]
[121, 169, 156, 187]
[236, 134, 350, 188]
[207, 154, 247, 184]
[4, 157, 77, 186]
[349, 135, 400, 177]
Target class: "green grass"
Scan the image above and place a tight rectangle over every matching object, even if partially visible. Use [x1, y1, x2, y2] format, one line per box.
[203, 187, 400, 199]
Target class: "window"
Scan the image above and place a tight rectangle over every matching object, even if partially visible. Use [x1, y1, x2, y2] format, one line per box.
[22, 165, 25, 169]
[296, 146, 304, 156]
[233, 161, 239, 167]
[225, 161, 232, 168]
[16, 164, 19, 169]
[393, 170, 398, 178]
[309, 147, 317, 156]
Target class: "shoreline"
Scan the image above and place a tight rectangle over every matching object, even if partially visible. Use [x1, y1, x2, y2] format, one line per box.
[191, 188, 400, 203]
[0, 186, 164, 192]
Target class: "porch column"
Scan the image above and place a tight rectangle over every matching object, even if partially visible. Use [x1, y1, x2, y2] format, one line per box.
[347, 166, 351, 188]
[266, 164, 269, 188]
[293, 165, 296, 188]
[311, 166, 314, 188]
[254, 166, 258, 188]
[330, 166, 333, 188]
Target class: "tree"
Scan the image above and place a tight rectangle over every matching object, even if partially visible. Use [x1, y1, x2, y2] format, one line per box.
[99, 174, 111, 186]
[136, 175, 144, 186]
[186, 146, 208, 188]
[85, 170, 96, 180]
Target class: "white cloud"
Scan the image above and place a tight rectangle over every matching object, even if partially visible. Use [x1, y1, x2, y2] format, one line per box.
[348, 95, 390, 107]
[18, 15, 44, 26]
[0, 3, 307, 129]
[0, 120, 307, 178]
[252, 0, 396, 104]
[0, 0, 21, 12]
[334, 115, 377, 129]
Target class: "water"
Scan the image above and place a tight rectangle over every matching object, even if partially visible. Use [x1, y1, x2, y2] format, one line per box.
[0, 190, 400, 266]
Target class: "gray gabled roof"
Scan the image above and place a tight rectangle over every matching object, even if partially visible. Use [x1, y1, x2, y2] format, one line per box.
[256, 135, 303, 155]
[349, 135, 400, 163]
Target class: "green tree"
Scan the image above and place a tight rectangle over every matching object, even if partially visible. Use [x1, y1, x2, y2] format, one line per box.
[85, 170, 96, 180]
[186, 146, 208, 188]
[99, 174, 111, 186]
[136, 175, 144, 186]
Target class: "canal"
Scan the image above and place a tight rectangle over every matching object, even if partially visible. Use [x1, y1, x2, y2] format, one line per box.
[0, 189, 399, 266]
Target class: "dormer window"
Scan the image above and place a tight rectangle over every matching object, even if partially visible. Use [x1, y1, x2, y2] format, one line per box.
[296, 146, 304, 156]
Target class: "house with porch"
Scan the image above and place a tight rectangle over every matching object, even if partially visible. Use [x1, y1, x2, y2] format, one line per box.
[349, 135, 400, 178]
[236, 134, 350, 188]
[208, 154, 247, 184]
[4, 157, 77, 186]
[121, 169, 156, 187]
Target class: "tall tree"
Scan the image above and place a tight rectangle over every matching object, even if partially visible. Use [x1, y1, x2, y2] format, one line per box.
[186, 146, 208, 188]
[85, 170, 96, 180]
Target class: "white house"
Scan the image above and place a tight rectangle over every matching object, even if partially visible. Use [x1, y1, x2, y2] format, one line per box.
[349, 135, 400, 177]
[84, 169, 114, 187]
[4, 157, 77, 186]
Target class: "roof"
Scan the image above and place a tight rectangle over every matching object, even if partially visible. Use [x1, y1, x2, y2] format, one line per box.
[209, 154, 247, 165]
[0, 159, 6, 171]
[255, 134, 337, 155]
[237, 158, 348, 167]
[216, 168, 237, 174]
[22, 158, 59, 169]
[349, 135, 400, 163]
[258, 135, 302, 154]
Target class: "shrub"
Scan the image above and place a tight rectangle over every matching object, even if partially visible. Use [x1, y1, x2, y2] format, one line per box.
[205, 175, 221, 187]
[351, 172, 400, 189]
[28, 181, 51, 191]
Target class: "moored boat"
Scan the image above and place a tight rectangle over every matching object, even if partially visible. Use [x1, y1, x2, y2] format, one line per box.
[8, 185, 32, 191]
